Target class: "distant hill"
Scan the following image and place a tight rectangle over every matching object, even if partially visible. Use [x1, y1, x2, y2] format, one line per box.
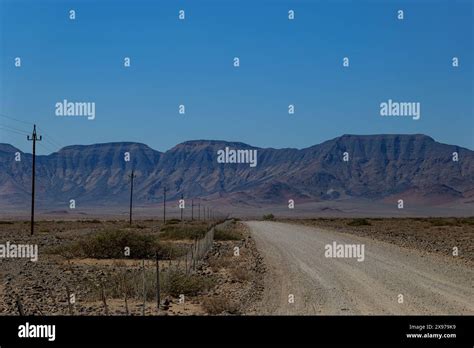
[1, 134, 473, 209]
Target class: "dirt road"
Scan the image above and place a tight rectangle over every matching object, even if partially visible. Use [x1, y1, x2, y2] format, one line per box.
[246, 221, 474, 315]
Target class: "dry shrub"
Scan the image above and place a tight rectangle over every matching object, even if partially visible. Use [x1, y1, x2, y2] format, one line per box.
[347, 218, 371, 227]
[160, 223, 211, 240]
[87, 266, 215, 301]
[230, 267, 251, 282]
[214, 224, 242, 241]
[46, 229, 183, 259]
[162, 269, 215, 297]
[202, 296, 240, 315]
[208, 256, 233, 270]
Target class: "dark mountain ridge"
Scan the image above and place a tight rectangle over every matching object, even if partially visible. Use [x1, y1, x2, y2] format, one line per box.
[1, 134, 473, 208]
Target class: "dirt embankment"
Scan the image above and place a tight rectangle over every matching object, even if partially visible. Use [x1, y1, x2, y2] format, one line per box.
[191, 222, 265, 314]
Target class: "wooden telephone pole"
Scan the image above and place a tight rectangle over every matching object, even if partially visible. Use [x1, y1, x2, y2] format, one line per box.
[128, 170, 136, 225]
[163, 187, 167, 223]
[27, 124, 42, 236]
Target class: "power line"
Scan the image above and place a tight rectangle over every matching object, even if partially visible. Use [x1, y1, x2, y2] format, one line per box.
[36, 126, 64, 149]
[0, 124, 30, 135]
[37, 142, 57, 154]
[0, 126, 30, 137]
[42, 136, 62, 149]
[40, 137, 62, 152]
[0, 113, 64, 149]
[0, 113, 33, 126]
[0, 127, 56, 154]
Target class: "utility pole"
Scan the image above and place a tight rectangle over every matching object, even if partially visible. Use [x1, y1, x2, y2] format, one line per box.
[27, 124, 42, 236]
[198, 202, 200, 221]
[191, 199, 194, 221]
[163, 187, 167, 223]
[180, 193, 184, 222]
[128, 170, 136, 226]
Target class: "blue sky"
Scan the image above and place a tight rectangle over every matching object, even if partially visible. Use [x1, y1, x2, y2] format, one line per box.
[0, 0, 472, 155]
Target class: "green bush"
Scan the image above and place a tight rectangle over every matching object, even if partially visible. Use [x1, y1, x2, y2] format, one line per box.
[160, 224, 210, 240]
[347, 218, 372, 227]
[162, 268, 215, 297]
[459, 217, 474, 225]
[202, 296, 240, 315]
[262, 214, 275, 221]
[88, 266, 215, 301]
[47, 229, 182, 259]
[165, 219, 181, 225]
[214, 225, 242, 240]
[79, 219, 102, 224]
[429, 218, 459, 227]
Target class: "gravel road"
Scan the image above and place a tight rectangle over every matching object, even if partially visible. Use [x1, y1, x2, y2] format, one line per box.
[246, 221, 474, 315]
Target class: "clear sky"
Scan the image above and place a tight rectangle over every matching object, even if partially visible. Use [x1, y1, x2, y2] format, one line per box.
[0, 0, 472, 155]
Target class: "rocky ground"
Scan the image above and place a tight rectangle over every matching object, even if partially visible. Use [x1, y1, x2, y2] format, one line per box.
[196, 223, 265, 315]
[0, 219, 265, 316]
[280, 217, 474, 265]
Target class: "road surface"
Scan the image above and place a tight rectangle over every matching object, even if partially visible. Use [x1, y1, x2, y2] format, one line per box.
[246, 221, 474, 315]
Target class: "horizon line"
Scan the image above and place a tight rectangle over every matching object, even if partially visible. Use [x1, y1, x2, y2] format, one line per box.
[1, 133, 473, 156]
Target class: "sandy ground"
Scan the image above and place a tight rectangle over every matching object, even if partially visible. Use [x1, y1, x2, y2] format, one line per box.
[246, 221, 474, 315]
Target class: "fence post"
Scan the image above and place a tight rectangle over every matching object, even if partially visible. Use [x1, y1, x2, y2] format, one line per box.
[197, 237, 200, 259]
[66, 285, 74, 315]
[156, 253, 160, 313]
[124, 292, 129, 315]
[100, 283, 108, 315]
[185, 250, 188, 274]
[15, 296, 25, 316]
[142, 259, 146, 316]
[194, 237, 198, 265]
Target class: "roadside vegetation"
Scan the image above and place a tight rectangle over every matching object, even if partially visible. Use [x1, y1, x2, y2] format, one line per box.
[46, 229, 184, 259]
[347, 218, 372, 226]
[1, 218, 261, 315]
[159, 221, 212, 240]
[262, 213, 274, 221]
[87, 265, 216, 302]
[214, 220, 243, 240]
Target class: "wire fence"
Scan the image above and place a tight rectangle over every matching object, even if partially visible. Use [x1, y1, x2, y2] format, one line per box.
[12, 221, 225, 316]
[182, 225, 215, 274]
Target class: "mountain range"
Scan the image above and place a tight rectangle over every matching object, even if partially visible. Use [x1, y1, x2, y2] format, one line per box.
[1, 134, 473, 211]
